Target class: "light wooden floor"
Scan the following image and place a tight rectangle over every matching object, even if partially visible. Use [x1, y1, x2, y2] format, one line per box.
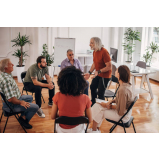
[0, 76, 159, 133]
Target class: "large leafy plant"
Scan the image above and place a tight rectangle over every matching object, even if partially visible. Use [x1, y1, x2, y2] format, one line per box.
[12, 49, 29, 65]
[11, 32, 31, 66]
[122, 28, 141, 62]
[41, 44, 54, 66]
[143, 42, 159, 66]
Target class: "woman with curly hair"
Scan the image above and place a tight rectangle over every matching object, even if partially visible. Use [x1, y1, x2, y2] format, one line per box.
[51, 66, 92, 133]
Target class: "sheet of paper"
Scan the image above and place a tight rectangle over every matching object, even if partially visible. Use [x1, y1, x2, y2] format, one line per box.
[96, 98, 108, 103]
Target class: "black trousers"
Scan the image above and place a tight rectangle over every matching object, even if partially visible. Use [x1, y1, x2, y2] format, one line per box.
[90, 76, 111, 106]
[24, 80, 55, 108]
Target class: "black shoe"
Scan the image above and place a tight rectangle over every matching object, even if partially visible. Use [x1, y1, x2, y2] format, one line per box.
[18, 117, 32, 129]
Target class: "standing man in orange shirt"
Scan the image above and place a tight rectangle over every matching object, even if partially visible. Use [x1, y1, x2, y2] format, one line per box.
[85, 37, 112, 106]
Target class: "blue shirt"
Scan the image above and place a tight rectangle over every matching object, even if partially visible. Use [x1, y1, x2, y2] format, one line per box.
[61, 58, 83, 72]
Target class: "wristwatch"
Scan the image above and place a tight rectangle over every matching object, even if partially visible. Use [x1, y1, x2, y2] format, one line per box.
[98, 70, 101, 74]
[88, 71, 92, 75]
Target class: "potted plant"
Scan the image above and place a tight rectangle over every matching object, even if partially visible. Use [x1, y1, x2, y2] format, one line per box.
[11, 32, 31, 82]
[41, 44, 54, 77]
[143, 42, 159, 67]
[122, 28, 141, 62]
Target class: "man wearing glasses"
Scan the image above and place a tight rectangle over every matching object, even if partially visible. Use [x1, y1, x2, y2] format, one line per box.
[61, 49, 89, 95]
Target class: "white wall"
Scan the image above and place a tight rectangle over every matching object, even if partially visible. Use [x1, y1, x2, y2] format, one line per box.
[0, 27, 159, 81]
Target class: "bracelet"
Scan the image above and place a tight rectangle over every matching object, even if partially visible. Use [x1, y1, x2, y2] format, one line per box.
[98, 70, 101, 74]
[88, 71, 92, 75]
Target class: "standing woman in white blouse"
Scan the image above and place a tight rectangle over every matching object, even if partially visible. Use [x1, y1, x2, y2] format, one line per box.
[88, 65, 135, 133]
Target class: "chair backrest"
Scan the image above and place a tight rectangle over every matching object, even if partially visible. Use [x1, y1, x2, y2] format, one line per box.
[111, 75, 119, 83]
[112, 64, 117, 75]
[120, 96, 138, 121]
[54, 116, 89, 133]
[136, 61, 146, 69]
[21, 71, 27, 83]
[0, 92, 14, 113]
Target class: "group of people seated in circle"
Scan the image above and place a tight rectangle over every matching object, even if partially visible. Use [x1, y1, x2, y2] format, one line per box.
[0, 37, 135, 133]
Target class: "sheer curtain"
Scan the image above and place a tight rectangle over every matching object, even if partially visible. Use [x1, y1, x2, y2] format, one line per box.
[140, 27, 153, 57]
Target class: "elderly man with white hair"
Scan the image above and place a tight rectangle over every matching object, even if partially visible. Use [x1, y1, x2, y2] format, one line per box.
[85, 37, 112, 106]
[0, 59, 39, 129]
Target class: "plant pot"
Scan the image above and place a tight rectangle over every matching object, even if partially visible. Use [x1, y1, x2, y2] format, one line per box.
[48, 65, 53, 78]
[16, 65, 25, 83]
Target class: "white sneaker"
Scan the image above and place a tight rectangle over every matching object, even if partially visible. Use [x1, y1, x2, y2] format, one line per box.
[87, 128, 101, 133]
[36, 108, 45, 118]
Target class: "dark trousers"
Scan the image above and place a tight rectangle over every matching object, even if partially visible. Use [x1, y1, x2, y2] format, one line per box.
[90, 76, 111, 106]
[84, 80, 89, 95]
[24, 80, 55, 108]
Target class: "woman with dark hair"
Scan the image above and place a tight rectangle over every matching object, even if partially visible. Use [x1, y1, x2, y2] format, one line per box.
[51, 66, 92, 133]
[88, 65, 135, 133]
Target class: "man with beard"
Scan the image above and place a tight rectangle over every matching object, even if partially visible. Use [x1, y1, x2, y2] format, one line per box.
[24, 56, 55, 118]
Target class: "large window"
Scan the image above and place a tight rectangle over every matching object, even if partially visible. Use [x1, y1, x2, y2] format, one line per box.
[151, 27, 159, 68]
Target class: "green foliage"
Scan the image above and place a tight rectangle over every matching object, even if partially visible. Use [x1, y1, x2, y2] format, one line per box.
[143, 42, 159, 66]
[12, 49, 29, 65]
[143, 50, 152, 64]
[11, 32, 32, 47]
[11, 32, 31, 66]
[124, 28, 141, 42]
[154, 27, 159, 34]
[41, 44, 54, 66]
[122, 28, 141, 61]
[147, 42, 159, 55]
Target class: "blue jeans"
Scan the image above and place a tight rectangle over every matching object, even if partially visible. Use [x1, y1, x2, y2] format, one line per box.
[2, 95, 39, 122]
[84, 81, 89, 95]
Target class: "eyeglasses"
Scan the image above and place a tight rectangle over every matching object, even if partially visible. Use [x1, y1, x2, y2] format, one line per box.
[69, 54, 74, 56]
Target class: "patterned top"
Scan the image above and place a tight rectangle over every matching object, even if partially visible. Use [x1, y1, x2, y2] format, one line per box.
[0, 72, 21, 100]
[61, 58, 83, 72]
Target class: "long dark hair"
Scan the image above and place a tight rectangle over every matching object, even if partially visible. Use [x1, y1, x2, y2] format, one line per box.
[58, 66, 88, 96]
[118, 65, 130, 83]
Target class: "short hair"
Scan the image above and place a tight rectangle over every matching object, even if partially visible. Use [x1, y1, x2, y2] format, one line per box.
[0, 58, 10, 73]
[67, 49, 73, 54]
[118, 65, 130, 83]
[36, 56, 46, 64]
[58, 66, 87, 96]
[91, 37, 104, 50]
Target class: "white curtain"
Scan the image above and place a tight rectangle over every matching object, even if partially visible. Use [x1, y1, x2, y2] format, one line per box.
[140, 27, 153, 57]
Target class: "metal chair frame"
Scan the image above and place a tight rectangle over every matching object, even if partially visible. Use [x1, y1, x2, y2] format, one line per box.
[54, 116, 89, 133]
[0, 92, 27, 133]
[106, 96, 138, 133]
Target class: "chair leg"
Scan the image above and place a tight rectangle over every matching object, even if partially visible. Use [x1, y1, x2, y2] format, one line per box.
[41, 95, 45, 103]
[110, 124, 118, 133]
[132, 122, 136, 133]
[85, 123, 89, 133]
[54, 122, 56, 133]
[110, 124, 116, 132]
[14, 115, 27, 133]
[121, 121, 126, 133]
[123, 126, 126, 133]
[3, 117, 9, 133]
[0, 112, 3, 122]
